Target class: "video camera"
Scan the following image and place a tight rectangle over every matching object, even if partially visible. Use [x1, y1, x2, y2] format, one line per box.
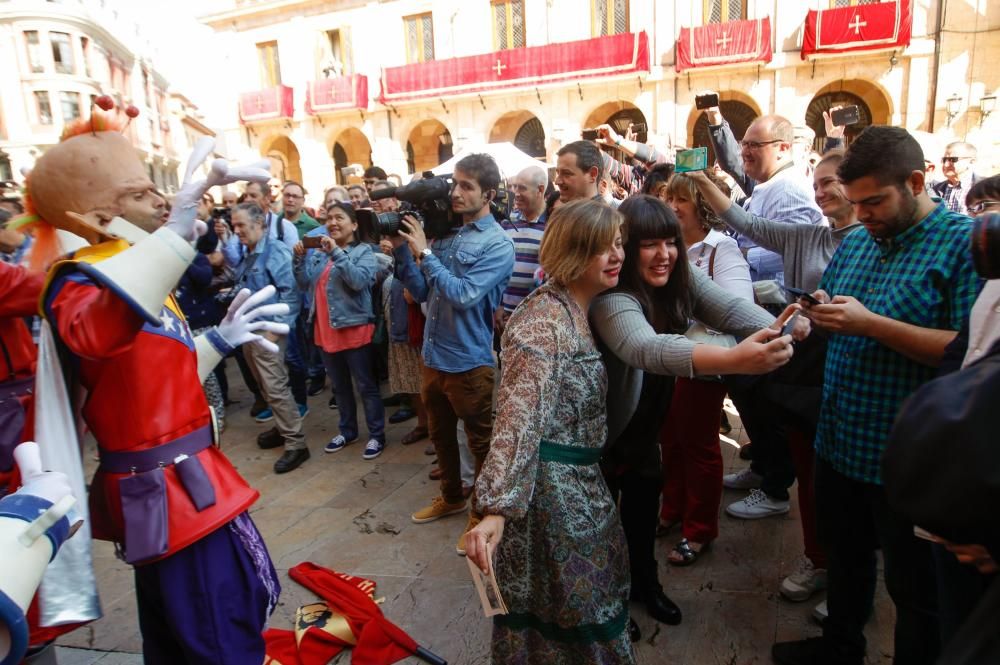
[358, 171, 511, 240]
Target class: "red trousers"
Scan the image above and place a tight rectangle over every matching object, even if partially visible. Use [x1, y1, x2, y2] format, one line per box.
[659, 377, 728, 544]
[787, 426, 826, 568]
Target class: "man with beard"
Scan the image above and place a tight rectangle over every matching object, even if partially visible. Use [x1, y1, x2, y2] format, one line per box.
[771, 126, 980, 665]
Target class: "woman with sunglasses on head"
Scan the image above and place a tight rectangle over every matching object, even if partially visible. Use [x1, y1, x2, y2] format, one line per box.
[591, 194, 804, 628]
[468, 199, 637, 664]
[293, 201, 386, 460]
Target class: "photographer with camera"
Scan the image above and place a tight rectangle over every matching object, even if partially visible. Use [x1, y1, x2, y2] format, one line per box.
[389, 154, 514, 555]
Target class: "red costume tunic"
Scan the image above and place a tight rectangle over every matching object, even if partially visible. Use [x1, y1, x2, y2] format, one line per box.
[0, 262, 41, 381]
[41, 240, 258, 561]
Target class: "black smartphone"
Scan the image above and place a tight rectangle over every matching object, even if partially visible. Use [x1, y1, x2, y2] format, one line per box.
[830, 105, 860, 127]
[780, 310, 800, 337]
[302, 236, 324, 249]
[581, 129, 599, 140]
[783, 285, 821, 305]
[695, 93, 720, 110]
[628, 122, 647, 134]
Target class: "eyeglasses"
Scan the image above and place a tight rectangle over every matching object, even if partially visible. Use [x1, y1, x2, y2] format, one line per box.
[941, 156, 970, 164]
[740, 139, 783, 150]
[968, 200, 1000, 215]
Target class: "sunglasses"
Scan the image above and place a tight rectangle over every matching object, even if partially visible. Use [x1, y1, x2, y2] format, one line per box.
[968, 200, 1000, 215]
[941, 156, 970, 164]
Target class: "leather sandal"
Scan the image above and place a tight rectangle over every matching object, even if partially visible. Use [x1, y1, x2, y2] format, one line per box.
[667, 538, 710, 566]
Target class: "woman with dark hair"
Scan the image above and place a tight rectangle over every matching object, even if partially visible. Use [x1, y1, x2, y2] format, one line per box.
[966, 174, 1000, 217]
[293, 201, 385, 459]
[591, 194, 802, 627]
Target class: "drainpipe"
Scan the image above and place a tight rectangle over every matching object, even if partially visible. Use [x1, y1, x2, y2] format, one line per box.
[927, 0, 946, 132]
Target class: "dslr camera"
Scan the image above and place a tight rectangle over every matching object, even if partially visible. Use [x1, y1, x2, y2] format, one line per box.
[358, 173, 457, 240]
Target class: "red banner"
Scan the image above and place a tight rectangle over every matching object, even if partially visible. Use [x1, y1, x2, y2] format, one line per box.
[802, 0, 911, 59]
[379, 32, 649, 103]
[676, 17, 772, 73]
[238, 85, 294, 124]
[306, 74, 368, 115]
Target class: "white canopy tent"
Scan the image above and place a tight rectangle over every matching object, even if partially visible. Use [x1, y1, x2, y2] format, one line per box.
[428, 142, 548, 180]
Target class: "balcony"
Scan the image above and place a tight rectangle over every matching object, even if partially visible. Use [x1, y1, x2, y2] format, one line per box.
[305, 74, 368, 115]
[379, 31, 649, 104]
[238, 85, 294, 124]
[802, 0, 912, 60]
[676, 17, 772, 73]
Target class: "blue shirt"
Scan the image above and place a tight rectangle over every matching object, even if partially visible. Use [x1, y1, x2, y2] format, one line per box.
[814, 203, 980, 484]
[394, 213, 514, 373]
[231, 232, 299, 328]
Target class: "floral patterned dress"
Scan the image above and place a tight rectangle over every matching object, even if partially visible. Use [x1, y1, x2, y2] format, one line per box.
[476, 283, 635, 665]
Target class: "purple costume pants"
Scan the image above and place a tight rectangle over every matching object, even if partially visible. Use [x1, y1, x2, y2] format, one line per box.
[133, 514, 279, 665]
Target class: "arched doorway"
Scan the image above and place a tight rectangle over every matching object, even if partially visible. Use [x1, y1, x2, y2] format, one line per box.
[489, 111, 546, 159]
[691, 99, 758, 165]
[261, 135, 302, 184]
[331, 128, 372, 185]
[406, 119, 452, 174]
[584, 101, 648, 144]
[806, 90, 875, 152]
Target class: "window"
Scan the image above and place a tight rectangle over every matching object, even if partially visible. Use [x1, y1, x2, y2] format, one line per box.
[34, 91, 53, 124]
[80, 36, 92, 77]
[703, 0, 746, 23]
[492, 0, 525, 50]
[403, 13, 434, 64]
[592, 0, 628, 36]
[142, 69, 152, 107]
[323, 29, 346, 77]
[24, 31, 44, 73]
[257, 41, 281, 87]
[59, 91, 81, 121]
[832, 0, 880, 6]
[50, 32, 75, 74]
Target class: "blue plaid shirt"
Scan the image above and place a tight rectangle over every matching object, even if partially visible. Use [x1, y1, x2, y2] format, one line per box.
[814, 203, 980, 484]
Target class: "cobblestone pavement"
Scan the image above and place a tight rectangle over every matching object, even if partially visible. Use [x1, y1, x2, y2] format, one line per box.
[56, 379, 893, 664]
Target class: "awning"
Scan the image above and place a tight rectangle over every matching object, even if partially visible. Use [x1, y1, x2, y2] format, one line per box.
[239, 85, 294, 124]
[802, 0, 912, 60]
[306, 74, 368, 115]
[379, 31, 649, 104]
[676, 17, 772, 73]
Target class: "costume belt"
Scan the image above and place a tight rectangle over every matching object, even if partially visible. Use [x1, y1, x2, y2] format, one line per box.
[538, 440, 602, 466]
[97, 425, 212, 473]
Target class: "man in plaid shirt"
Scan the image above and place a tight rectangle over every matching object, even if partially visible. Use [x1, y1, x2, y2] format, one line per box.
[772, 126, 980, 665]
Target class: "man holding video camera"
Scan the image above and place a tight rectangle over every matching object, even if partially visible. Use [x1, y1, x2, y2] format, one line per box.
[390, 154, 514, 556]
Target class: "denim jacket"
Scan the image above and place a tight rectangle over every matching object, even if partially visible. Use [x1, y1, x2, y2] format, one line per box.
[393, 213, 514, 373]
[231, 232, 299, 327]
[294, 241, 376, 329]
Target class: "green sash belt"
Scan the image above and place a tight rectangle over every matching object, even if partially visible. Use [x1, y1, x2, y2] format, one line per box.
[495, 604, 629, 645]
[538, 440, 602, 466]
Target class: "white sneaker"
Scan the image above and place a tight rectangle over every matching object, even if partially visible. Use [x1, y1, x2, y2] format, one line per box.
[780, 557, 828, 602]
[723, 467, 763, 490]
[725, 488, 790, 519]
[812, 600, 828, 624]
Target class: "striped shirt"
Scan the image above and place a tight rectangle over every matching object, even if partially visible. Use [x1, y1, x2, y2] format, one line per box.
[814, 203, 980, 485]
[501, 210, 547, 312]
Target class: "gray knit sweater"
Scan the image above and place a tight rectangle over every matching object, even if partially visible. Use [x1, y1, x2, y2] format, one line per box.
[720, 205, 862, 293]
[592, 269, 774, 443]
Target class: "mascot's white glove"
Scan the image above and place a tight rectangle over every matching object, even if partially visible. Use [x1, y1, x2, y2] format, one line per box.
[13, 442, 74, 507]
[215, 285, 290, 354]
[165, 137, 271, 242]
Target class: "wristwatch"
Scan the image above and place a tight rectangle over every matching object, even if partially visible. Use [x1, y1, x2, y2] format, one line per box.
[420, 248, 433, 259]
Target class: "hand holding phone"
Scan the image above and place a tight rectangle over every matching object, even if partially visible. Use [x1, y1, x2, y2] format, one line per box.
[581, 129, 599, 141]
[302, 236, 324, 249]
[780, 310, 801, 337]
[695, 92, 720, 110]
[830, 105, 860, 127]
[783, 285, 821, 306]
[675, 147, 709, 173]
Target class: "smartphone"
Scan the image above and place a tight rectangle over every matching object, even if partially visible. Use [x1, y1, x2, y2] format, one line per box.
[302, 236, 324, 249]
[913, 526, 941, 543]
[780, 310, 800, 337]
[695, 93, 720, 110]
[830, 105, 860, 127]
[674, 147, 709, 173]
[628, 122, 647, 134]
[581, 129, 599, 140]
[783, 285, 821, 306]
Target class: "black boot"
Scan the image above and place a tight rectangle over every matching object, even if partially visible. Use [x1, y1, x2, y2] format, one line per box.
[630, 584, 682, 625]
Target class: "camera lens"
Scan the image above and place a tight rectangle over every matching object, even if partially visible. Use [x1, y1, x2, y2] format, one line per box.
[375, 211, 401, 237]
[971, 212, 1000, 280]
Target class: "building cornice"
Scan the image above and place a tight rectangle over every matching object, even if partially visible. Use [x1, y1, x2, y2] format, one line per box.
[199, 0, 365, 30]
[0, 5, 134, 67]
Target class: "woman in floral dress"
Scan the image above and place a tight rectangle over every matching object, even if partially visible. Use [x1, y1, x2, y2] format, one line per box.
[467, 199, 635, 665]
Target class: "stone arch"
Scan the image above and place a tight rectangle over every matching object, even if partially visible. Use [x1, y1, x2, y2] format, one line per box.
[406, 118, 453, 174]
[805, 79, 892, 151]
[260, 134, 302, 184]
[583, 101, 648, 144]
[488, 110, 546, 159]
[687, 92, 762, 164]
[330, 127, 372, 185]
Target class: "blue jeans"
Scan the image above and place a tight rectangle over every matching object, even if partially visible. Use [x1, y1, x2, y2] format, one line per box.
[321, 344, 385, 443]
